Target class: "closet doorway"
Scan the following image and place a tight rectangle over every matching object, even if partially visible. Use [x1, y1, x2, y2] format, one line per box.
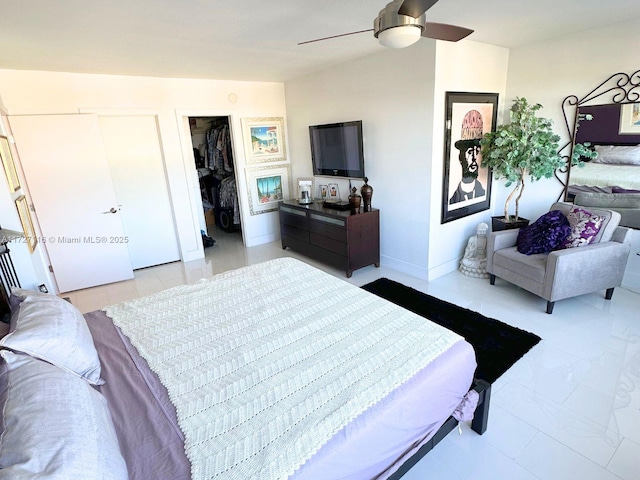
[189, 116, 243, 244]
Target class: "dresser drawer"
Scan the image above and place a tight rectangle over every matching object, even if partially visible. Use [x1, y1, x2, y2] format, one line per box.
[309, 232, 347, 256]
[309, 214, 347, 243]
[279, 208, 308, 230]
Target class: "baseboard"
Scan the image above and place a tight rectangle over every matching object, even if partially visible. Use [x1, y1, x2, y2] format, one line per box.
[427, 257, 460, 282]
[380, 255, 428, 280]
[245, 232, 278, 248]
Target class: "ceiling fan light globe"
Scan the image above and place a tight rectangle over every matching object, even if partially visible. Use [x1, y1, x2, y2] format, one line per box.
[378, 25, 421, 49]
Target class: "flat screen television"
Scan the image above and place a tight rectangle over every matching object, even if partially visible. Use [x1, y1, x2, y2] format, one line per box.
[309, 120, 365, 178]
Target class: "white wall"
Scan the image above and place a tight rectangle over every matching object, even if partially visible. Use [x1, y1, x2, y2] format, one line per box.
[0, 69, 288, 289]
[286, 42, 438, 278]
[504, 17, 640, 221]
[505, 17, 640, 292]
[286, 40, 509, 280]
[427, 41, 509, 280]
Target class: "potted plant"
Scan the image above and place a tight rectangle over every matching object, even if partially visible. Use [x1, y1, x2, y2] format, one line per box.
[480, 97, 594, 231]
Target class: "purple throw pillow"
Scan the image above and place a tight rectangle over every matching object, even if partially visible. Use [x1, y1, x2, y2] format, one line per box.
[516, 210, 571, 255]
[562, 207, 605, 248]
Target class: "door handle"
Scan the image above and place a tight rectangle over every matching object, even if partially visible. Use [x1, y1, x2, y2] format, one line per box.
[102, 207, 118, 214]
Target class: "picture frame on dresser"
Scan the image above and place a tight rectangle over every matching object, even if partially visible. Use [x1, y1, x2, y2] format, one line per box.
[327, 183, 340, 203]
[317, 184, 328, 201]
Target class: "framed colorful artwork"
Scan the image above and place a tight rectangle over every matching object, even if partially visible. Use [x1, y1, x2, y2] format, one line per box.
[241, 117, 287, 164]
[442, 92, 498, 224]
[245, 164, 292, 215]
[619, 102, 640, 134]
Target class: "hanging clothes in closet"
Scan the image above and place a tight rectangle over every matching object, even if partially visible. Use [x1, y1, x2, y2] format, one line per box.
[205, 123, 234, 173]
[201, 119, 240, 232]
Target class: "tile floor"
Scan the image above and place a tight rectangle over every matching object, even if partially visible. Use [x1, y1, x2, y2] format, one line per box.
[63, 226, 640, 480]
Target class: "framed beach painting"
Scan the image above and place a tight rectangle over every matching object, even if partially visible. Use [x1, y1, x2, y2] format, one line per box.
[241, 117, 287, 164]
[441, 92, 498, 224]
[246, 164, 291, 215]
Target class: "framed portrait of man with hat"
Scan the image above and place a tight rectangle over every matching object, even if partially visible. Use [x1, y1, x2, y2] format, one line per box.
[441, 92, 498, 224]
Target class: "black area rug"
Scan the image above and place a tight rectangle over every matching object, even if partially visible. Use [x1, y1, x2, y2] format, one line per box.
[361, 278, 541, 384]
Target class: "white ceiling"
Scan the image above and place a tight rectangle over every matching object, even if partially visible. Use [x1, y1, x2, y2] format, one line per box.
[0, 0, 638, 82]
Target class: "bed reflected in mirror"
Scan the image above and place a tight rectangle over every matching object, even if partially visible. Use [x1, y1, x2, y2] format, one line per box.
[566, 102, 640, 200]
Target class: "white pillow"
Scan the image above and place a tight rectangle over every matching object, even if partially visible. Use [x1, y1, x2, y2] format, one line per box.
[593, 145, 640, 165]
[0, 351, 128, 480]
[0, 294, 103, 385]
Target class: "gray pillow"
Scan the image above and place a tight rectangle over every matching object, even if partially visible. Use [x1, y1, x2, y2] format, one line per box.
[8, 288, 50, 330]
[0, 294, 103, 385]
[593, 145, 640, 165]
[0, 351, 128, 479]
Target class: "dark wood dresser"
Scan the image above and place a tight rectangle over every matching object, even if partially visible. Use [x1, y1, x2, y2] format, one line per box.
[278, 200, 380, 278]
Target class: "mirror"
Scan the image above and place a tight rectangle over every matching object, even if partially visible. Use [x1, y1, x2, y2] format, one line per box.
[556, 70, 640, 201]
[566, 101, 640, 200]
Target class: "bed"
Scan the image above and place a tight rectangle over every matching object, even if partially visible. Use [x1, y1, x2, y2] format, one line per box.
[0, 257, 489, 479]
[567, 144, 640, 197]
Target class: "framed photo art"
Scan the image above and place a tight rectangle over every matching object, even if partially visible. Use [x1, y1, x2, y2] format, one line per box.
[245, 164, 292, 215]
[441, 92, 498, 224]
[317, 184, 328, 201]
[327, 183, 340, 202]
[619, 102, 640, 134]
[241, 117, 287, 164]
[15, 195, 37, 253]
[0, 135, 21, 193]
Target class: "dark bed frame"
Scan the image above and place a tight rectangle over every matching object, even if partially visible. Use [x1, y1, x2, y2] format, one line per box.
[388, 378, 491, 480]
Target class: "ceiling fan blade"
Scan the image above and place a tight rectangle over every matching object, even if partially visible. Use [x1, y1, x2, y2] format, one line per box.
[398, 0, 440, 18]
[298, 29, 373, 45]
[421, 22, 473, 42]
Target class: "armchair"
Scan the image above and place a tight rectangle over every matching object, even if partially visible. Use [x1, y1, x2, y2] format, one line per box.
[486, 202, 632, 314]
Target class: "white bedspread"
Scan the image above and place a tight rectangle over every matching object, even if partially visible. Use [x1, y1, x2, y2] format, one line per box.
[105, 258, 463, 480]
[570, 162, 640, 189]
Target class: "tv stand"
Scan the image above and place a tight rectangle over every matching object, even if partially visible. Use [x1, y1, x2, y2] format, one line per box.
[278, 200, 380, 278]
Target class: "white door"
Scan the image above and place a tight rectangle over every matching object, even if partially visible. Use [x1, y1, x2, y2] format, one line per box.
[9, 114, 134, 293]
[97, 115, 180, 269]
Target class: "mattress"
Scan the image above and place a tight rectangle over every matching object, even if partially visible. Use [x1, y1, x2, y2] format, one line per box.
[86, 258, 477, 479]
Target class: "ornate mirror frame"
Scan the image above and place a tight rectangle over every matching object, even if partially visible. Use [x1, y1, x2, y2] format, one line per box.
[558, 69, 640, 200]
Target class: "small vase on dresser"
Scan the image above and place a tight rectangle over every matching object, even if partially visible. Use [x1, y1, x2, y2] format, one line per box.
[361, 177, 373, 212]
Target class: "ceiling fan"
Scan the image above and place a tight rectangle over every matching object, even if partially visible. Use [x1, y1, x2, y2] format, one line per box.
[299, 0, 473, 49]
